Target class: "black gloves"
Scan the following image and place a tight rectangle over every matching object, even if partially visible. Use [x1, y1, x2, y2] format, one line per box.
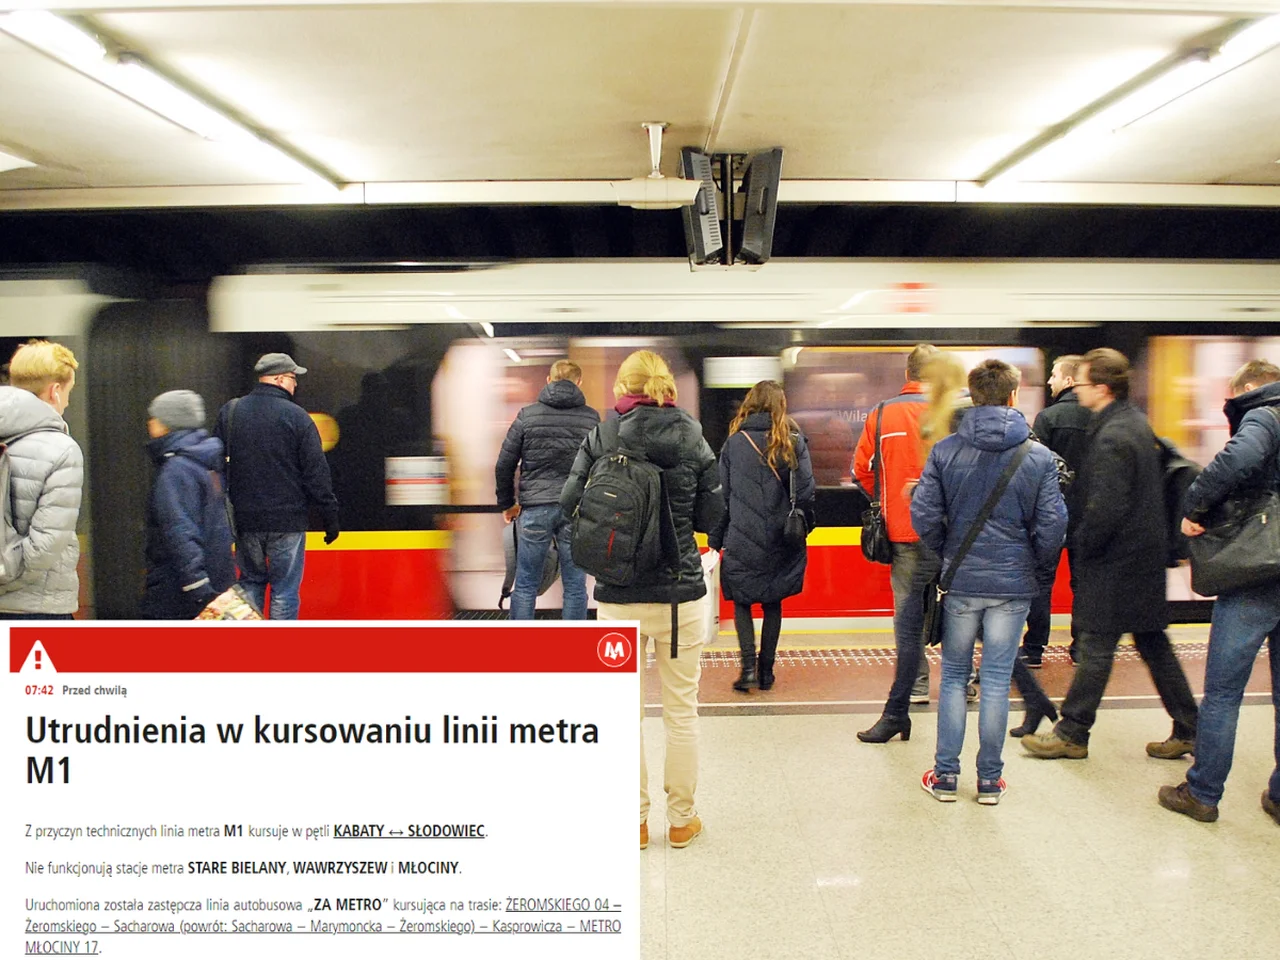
[324, 526, 340, 545]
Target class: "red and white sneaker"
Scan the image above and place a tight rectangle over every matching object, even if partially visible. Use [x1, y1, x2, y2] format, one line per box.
[921, 768, 958, 802]
[977, 777, 1008, 805]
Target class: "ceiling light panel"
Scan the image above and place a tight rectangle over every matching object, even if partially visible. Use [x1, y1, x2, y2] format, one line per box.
[0, 10, 337, 188]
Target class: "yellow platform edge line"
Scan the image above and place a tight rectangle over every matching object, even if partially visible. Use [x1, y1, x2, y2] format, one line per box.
[305, 531, 451, 551]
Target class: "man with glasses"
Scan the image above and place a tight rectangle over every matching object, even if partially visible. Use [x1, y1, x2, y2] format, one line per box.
[1022, 348, 1198, 761]
[214, 353, 339, 619]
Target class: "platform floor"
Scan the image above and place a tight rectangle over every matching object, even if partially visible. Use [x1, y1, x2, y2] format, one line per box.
[640, 627, 1279, 960]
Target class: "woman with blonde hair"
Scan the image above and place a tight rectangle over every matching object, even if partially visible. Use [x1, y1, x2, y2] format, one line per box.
[560, 350, 724, 851]
[709, 380, 816, 691]
[919, 352, 969, 458]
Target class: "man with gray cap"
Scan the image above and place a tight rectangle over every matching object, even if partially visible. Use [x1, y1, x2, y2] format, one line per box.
[142, 390, 235, 618]
[214, 354, 340, 619]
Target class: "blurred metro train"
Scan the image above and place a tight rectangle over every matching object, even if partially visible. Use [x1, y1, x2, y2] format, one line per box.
[5, 258, 1278, 622]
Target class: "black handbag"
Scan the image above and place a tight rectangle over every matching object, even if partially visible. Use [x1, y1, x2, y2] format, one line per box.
[1188, 489, 1280, 597]
[860, 402, 893, 565]
[923, 441, 1032, 645]
[744, 432, 809, 553]
[783, 466, 810, 552]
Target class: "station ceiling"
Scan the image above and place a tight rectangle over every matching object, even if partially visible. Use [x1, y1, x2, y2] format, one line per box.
[1, 0, 1280, 210]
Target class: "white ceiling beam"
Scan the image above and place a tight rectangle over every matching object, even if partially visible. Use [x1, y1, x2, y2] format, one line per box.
[4, 179, 1280, 210]
[6, 2, 1280, 12]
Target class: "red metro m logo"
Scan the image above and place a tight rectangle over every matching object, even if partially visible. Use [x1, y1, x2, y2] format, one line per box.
[596, 632, 633, 669]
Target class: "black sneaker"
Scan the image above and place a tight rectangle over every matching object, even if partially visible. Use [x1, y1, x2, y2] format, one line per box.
[1020, 650, 1043, 669]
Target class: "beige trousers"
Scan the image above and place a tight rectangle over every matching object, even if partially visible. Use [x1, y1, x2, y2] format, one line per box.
[598, 597, 708, 828]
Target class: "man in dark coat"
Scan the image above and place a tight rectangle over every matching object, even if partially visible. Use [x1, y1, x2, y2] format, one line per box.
[1022, 353, 1093, 666]
[1159, 361, 1280, 824]
[494, 359, 600, 619]
[141, 391, 235, 619]
[1023, 348, 1198, 761]
[214, 353, 339, 619]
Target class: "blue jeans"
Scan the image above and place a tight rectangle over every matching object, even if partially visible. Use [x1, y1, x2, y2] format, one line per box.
[935, 594, 1031, 782]
[510, 504, 588, 621]
[237, 532, 306, 620]
[1186, 581, 1280, 806]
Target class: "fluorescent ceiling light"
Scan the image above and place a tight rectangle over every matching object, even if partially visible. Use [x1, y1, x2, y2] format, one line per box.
[503, 349, 522, 364]
[479, 321, 495, 337]
[0, 147, 35, 174]
[0, 11, 338, 189]
[983, 16, 1280, 185]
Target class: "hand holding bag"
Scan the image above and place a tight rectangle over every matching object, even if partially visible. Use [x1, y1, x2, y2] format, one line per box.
[860, 402, 893, 565]
[1188, 489, 1280, 597]
[922, 441, 1032, 645]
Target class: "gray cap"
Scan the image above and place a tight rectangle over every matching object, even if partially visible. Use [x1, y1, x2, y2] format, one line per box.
[254, 353, 308, 377]
[148, 390, 205, 430]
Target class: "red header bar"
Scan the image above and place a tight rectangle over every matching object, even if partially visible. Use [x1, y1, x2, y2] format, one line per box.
[10, 624, 639, 674]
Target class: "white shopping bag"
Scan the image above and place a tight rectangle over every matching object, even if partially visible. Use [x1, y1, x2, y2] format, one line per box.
[699, 549, 721, 645]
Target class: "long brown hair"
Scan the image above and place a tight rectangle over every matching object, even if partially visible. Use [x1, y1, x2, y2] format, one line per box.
[728, 380, 797, 470]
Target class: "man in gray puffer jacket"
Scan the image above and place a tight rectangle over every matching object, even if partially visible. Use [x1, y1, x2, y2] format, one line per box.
[0, 340, 84, 619]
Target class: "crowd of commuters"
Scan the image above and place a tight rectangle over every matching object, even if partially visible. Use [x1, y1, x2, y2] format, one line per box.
[2, 339, 1275, 839]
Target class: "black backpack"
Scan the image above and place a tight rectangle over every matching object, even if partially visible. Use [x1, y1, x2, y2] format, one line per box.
[571, 444, 668, 588]
[1157, 436, 1202, 568]
[571, 424, 682, 654]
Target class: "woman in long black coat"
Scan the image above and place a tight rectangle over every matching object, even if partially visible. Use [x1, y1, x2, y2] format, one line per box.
[709, 381, 816, 692]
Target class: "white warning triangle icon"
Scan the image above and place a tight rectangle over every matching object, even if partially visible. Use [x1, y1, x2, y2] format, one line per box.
[19, 640, 56, 674]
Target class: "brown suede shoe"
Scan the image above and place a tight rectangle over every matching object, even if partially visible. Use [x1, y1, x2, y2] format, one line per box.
[1264, 792, 1280, 827]
[1158, 782, 1219, 823]
[1021, 730, 1088, 759]
[1146, 737, 1195, 760]
[668, 816, 702, 849]
[640, 822, 649, 850]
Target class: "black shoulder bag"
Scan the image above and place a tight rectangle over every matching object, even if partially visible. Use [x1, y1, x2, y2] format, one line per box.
[923, 440, 1031, 646]
[860, 402, 893, 564]
[743, 431, 809, 552]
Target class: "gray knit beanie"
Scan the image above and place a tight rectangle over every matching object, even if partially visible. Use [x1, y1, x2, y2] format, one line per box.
[148, 390, 205, 430]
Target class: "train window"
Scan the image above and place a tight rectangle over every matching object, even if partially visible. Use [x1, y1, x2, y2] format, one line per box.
[784, 345, 1045, 488]
[1148, 335, 1280, 467]
[433, 337, 698, 610]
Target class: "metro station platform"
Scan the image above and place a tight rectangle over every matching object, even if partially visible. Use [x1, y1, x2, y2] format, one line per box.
[641, 625, 1279, 960]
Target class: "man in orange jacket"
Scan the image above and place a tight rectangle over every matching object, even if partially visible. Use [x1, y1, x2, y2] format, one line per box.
[855, 344, 940, 743]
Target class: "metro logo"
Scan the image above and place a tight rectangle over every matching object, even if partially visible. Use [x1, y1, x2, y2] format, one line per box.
[596, 633, 633, 669]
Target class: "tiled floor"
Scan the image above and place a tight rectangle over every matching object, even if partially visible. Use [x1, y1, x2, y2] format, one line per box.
[641, 632, 1278, 960]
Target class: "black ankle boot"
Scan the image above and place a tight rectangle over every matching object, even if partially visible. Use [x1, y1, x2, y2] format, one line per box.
[857, 715, 911, 743]
[1009, 704, 1054, 738]
[758, 661, 775, 691]
[733, 666, 757, 692]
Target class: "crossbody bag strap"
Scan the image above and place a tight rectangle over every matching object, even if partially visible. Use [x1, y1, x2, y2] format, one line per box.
[790, 463, 797, 508]
[871, 402, 885, 503]
[225, 397, 240, 485]
[938, 439, 1032, 594]
[742, 431, 783, 484]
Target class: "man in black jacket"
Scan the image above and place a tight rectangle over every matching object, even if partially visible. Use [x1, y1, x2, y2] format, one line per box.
[214, 353, 339, 619]
[1159, 360, 1280, 825]
[1022, 348, 1198, 761]
[1022, 354, 1092, 666]
[495, 360, 599, 619]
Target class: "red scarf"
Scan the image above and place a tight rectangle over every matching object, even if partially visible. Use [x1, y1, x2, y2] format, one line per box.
[614, 394, 670, 415]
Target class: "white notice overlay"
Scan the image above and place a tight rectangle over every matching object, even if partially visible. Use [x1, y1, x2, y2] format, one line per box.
[7, 622, 639, 958]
